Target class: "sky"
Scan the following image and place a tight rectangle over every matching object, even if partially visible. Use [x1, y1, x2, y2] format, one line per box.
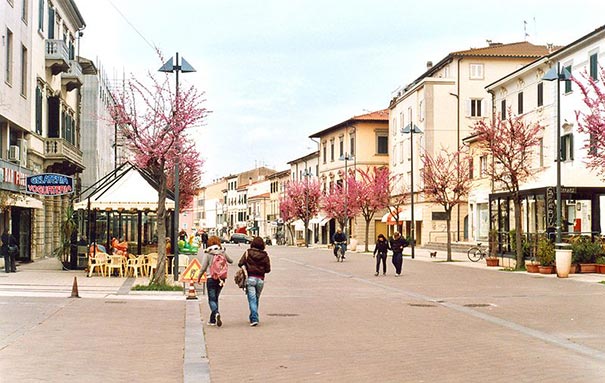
[76, 0, 605, 185]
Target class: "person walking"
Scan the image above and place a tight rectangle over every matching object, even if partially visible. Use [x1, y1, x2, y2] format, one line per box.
[373, 233, 390, 276]
[238, 236, 271, 327]
[2, 230, 18, 273]
[197, 236, 233, 327]
[389, 232, 408, 277]
[201, 230, 208, 249]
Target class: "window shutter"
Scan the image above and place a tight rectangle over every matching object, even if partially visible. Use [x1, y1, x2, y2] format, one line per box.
[48, 7, 54, 39]
[465, 99, 471, 117]
[569, 134, 574, 160]
[560, 136, 566, 161]
[481, 98, 488, 117]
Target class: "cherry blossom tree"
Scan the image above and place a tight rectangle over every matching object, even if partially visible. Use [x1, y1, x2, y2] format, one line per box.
[574, 67, 605, 178]
[354, 167, 390, 252]
[279, 193, 296, 245]
[321, 174, 360, 234]
[472, 109, 542, 269]
[383, 173, 409, 234]
[421, 149, 471, 261]
[281, 179, 322, 246]
[110, 68, 207, 284]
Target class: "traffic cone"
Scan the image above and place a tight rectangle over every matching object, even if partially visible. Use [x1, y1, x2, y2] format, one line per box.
[70, 276, 80, 298]
[186, 281, 198, 300]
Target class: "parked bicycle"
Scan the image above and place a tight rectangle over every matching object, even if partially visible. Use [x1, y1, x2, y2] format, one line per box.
[467, 243, 488, 262]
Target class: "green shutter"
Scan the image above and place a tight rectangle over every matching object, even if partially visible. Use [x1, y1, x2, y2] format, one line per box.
[590, 54, 598, 80]
[569, 134, 574, 160]
[560, 136, 566, 161]
[564, 66, 572, 93]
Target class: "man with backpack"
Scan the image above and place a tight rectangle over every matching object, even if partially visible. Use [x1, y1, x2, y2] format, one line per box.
[197, 236, 233, 327]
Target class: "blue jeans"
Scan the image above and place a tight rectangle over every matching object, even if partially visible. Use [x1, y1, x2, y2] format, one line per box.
[206, 278, 223, 323]
[246, 277, 264, 323]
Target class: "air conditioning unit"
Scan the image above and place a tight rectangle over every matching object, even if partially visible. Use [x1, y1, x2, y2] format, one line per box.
[8, 145, 20, 162]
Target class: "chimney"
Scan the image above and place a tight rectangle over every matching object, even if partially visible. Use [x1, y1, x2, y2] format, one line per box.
[426, 61, 433, 70]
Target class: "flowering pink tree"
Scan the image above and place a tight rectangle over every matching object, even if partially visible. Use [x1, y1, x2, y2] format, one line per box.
[383, 173, 409, 234]
[279, 193, 296, 245]
[110, 69, 207, 284]
[574, 67, 605, 178]
[281, 179, 321, 246]
[472, 109, 542, 269]
[354, 167, 390, 252]
[321, 174, 360, 233]
[421, 149, 471, 261]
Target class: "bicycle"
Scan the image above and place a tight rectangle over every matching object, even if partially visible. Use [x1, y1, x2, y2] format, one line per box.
[334, 242, 346, 262]
[467, 243, 487, 262]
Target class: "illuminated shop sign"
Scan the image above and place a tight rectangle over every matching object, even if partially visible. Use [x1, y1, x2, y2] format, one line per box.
[26, 173, 74, 196]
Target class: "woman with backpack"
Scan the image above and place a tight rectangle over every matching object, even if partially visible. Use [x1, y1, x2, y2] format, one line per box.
[198, 236, 233, 327]
[238, 236, 271, 327]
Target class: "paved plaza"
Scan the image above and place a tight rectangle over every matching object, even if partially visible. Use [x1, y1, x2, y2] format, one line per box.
[1, 244, 604, 382]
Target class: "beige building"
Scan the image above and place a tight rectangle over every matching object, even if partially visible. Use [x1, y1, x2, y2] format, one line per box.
[310, 109, 390, 247]
[388, 41, 552, 247]
[267, 169, 290, 244]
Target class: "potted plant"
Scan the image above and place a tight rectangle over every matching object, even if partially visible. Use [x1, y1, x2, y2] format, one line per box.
[597, 256, 605, 274]
[525, 235, 540, 273]
[536, 236, 555, 274]
[486, 229, 500, 267]
[571, 236, 601, 273]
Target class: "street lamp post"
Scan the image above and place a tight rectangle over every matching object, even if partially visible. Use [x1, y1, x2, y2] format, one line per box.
[159, 52, 196, 281]
[542, 62, 571, 243]
[339, 153, 354, 240]
[402, 123, 423, 259]
[302, 168, 311, 247]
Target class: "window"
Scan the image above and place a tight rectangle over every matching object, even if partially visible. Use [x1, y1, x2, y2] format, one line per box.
[38, 0, 44, 32]
[391, 118, 396, 136]
[564, 65, 572, 93]
[322, 142, 327, 164]
[350, 135, 355, 156]
[22, 0, 28, 22]
[468, 98, 483, 117]
[20, 45, 27, 96]
[517, 92, 524, 114]
[537, 82, 544, 107]
[500, 100, 506, 120]
[399, 112, 405, 133]
[376, 131, 388, 155]
[590, 53, 599, 80]
[330, 139, 334, 162]
[399, 141, 404, 164]
[47, 6, 55, 39]
[339, 136, 344, 158]
[589, 132, 598, 156]
[5, 29, 13, 84]
[469, 63, 484, 80]
[538, 138, 544, 167]
[418, 100, 424, 121]
[560, 133, 574, 161]
[391, 145, 396, 166]
[35, 86, 43, 134]
[469, 158, 474, 179]
[479, 155, 488, 176]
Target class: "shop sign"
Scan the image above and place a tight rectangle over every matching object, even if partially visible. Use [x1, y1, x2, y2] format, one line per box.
[26, 173, 74, 196]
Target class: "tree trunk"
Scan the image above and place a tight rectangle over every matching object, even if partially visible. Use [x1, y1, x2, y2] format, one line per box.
[151, 171, 168, 285]
[446, 209, 452, 262]
[513, 198, 525, 270]
[364, 217, 370, 252]
[304, 219, 309, 247]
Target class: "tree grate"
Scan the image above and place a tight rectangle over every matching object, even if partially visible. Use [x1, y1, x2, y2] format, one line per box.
[267, 313, 299, 317]
[463, 303, 491, 308]
[408, 303, 437, 308]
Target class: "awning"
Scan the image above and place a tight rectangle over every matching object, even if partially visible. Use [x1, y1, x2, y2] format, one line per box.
[309, 215, 325, 225]
[291, 219, 305, 231]
[8, 194, 43, 209]
[319, 217, 331, 226]
[381, 207, 423, 224]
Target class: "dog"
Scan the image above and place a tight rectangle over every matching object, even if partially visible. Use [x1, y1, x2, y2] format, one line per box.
[429, 251, 437, 258]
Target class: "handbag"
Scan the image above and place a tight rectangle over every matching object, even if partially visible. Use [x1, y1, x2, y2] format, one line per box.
[234, 251, 248, 289]
[8, 245, 18, 254]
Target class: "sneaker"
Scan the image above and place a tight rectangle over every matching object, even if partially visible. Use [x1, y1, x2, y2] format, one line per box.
[383, 272, 386, 276]
[250, 322, 258, 327]
[216, 313, 222, 327]
[206, 322, 216, 326]
[374, 272, 379, 276]
[395, 273, 400, 277]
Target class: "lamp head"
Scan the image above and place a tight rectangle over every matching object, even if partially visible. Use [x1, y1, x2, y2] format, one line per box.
[401, 123, 423, 134]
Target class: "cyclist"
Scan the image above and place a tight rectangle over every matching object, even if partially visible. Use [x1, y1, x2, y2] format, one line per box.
[332, 228, 347, 260]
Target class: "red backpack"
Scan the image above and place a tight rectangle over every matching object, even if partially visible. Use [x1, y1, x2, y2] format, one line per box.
[209, 252, 228, 280]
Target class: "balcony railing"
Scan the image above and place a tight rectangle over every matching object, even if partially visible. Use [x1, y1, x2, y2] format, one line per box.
[44, 138, 83, 165]
[62, 60, 83, 91]
[45, 40, 70, 75]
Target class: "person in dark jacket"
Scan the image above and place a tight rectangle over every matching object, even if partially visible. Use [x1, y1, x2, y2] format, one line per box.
[389, 231, 408, 276]
[238, 236, 271, 326]
[2, 230, 18, 273]
[373, 233, 390, 276]
[331, 228, 347, 259]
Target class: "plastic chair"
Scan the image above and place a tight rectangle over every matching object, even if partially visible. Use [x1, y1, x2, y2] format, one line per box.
[107, 255, 125, 277]
[127, 254, 146, 278]
[146, 253, 158, 276]
[88, 253, 107, 277]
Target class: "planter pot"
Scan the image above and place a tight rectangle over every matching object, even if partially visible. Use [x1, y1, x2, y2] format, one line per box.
[526, 263, 540, 273]
[555, 248, 572, 278]
[349, 238, 358, 252]
[579, 263, 598, 273]
[538, 265, 556, 274]
[486, 258, 499, 267]
[569, 264, 578, 274]
[597, 264, 605, 274]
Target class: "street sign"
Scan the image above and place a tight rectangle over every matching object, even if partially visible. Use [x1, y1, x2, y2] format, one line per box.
[179, 258, 203, 283]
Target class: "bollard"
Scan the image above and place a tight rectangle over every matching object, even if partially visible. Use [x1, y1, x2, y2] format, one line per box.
[186, 281, 198, 300]
[70, 276, 80, 298]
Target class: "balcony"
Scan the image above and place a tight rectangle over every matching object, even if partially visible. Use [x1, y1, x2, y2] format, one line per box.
[43, 138, 84, 175]
[61, 60, 83, 91]
[45, 40, 70, 75]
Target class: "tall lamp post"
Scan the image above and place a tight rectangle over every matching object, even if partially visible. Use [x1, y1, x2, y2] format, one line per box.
[402, 123, 423, 259]
[159, 52, 196, 281]
[339, 153, 354, 240]
[542, 62, 571, 243]
[302, 168, 311, 247]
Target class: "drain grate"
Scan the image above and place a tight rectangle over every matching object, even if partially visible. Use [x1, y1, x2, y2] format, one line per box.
[463, 303, 491, 308]
[408, 303, 437, 308]
[267, 313, 299, 317]
[105, 300, 126, 304]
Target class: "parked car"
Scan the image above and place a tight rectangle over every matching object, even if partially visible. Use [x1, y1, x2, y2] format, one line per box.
[230, 233, 253, 244]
